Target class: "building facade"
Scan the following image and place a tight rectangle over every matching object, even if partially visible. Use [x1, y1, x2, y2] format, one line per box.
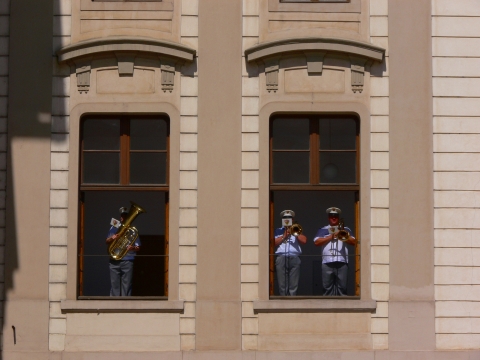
[1, 0, 480, 358]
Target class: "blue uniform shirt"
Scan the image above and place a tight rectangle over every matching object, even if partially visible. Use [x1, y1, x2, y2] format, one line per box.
[314, 226, 353, 264]
[274, 227, 302, 256]
[107, 226, 141, 261]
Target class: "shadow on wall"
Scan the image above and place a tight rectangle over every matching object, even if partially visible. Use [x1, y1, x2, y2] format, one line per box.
[3, 0, 67, 353]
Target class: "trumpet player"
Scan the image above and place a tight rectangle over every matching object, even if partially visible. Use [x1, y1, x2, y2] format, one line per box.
[274, 210, 307, 296]
[314, 207, 356, 296]
[106, 207, 141, 296]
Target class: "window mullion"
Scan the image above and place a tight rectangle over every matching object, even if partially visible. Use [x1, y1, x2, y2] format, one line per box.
[310, 118, 320, 184]
[120, 118, 130, 185]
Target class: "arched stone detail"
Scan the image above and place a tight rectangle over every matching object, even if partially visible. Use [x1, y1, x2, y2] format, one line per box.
[57, 37, 196, 94]
[245, 37, 385, 94]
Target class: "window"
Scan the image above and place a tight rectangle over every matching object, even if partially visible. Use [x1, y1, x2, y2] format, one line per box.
[78, 115, 169, 298]
[270, 115, 360, 297]
[280, 0, 349, 3]
[92, 1, 161, 2]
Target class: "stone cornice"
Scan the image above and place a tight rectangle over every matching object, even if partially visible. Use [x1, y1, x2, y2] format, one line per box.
[245, 37, 385, 63]
[57, 36, 196, 63]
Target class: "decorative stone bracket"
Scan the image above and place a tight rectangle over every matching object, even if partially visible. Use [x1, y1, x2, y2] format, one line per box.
[245, 37, 385, 94]
[57, 36, 197, 95]
[304, 51, 326, 76]
[115, 52, 136, 76]
[161, 61, 176, 93]
[74, 59, 91, 94]
[263, 58, 279, 93]
[350, 55, 368, 93]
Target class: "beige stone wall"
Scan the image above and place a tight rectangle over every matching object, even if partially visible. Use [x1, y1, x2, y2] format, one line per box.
[178, 0, 198, 351]
[259, 0, 369, 43]
[0, 0, 9, 344]
[241, 0, 260, 351]
[432, 0, 480, 350]
[49, 0, 72, 351]
[369, 0, 389, 350]
[48, 0, 199, 351]
[71, 0, 181, 44]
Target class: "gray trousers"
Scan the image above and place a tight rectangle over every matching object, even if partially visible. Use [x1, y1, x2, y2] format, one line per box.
[109, 260, 134, 296]
[275, 255, 301, 296]
[322, 262, 348, 296]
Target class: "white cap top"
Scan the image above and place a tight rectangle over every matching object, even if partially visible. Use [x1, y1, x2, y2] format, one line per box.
[280, 209, 295, 218]
[326, 207, 342, 215]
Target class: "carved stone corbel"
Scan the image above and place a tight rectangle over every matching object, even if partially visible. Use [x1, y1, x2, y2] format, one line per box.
[349, 55, 367, 93]
[115, 52, 136, 76]
[74, 59, 91, 94]
[160, 60, 176, 93]
[263, 58, 279, 93]
[304, 51, 326, 75]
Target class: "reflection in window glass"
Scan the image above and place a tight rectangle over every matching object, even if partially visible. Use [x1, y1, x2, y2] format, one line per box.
[273, 152, 309, 183]
[83, 119, 120, 150]
[273, 119, 309, 150]
[130, 153, 167, 184]
[130, 119, 167, 151]
[319, 118, 356, 150]
[83, 153, 120, 184]
[320, 152, 356, 183]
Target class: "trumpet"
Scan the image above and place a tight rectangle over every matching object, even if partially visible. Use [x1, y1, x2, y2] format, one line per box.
[336, 218, 350, 242]
[283, 223, 303, 243]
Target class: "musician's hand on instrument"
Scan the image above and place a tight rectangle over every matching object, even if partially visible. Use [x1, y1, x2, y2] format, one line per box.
[127, 245, 140, 252]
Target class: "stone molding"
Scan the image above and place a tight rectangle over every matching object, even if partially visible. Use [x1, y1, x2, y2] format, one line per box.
[253, 300, 377, 313]
[57, 36, 196, 63]
[61, 300, 185, 313]
[245, 37, 385, 63]
[245, 37, 384, 93]
[57, 37, 196, 94]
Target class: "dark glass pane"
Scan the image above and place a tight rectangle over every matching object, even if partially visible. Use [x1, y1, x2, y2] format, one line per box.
[130, 119, 167, 151]
[81, 191, 167, 296]
[83, 152, 120, 184]
[319, 118, 357, 150]
[319, 151, 356, 183]
[271, 190, 358, 296]
[272, 118, 309, 150]
[130, 152, 166, 184]
[83, 119, 120, 150]
[273, 152, 309, 183]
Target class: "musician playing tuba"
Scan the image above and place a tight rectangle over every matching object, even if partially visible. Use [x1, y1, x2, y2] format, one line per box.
[106, 206, 142, 296]
[273, 210, 307, 296]
[313, 207, 356, 296]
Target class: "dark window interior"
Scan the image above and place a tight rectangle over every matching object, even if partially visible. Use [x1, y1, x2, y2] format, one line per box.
[270, 115, 360, 297]
[79, 115, 169, 298]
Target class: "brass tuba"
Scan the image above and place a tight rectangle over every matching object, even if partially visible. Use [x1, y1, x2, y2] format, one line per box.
[337, 218, 350, 242]
[108, 202, 146, 260]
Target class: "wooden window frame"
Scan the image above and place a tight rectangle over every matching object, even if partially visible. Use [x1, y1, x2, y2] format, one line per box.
[78, 115, 170, 298]
[280, 0, 349, 2]
[269, 114, 360, 298]
[92, 0, 162, 3]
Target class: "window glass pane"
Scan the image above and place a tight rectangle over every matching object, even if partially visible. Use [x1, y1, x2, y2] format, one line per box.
[130, 119, 167, 151]
[271, 190, 357, 296]
[83, 152, 120, 184]
[83, 119, 120, 150]
[130, 152, 166, 184]
[273, 152, 309, 183]
[320, 151, 356, 183]
[319, 118, 357, 150]
[81, 191, 167, 296]
[273, 119, 310, 150]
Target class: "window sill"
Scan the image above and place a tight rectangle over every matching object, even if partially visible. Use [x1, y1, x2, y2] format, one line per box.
[61, 299, 184, 313]
[254, 299, 376, 313]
